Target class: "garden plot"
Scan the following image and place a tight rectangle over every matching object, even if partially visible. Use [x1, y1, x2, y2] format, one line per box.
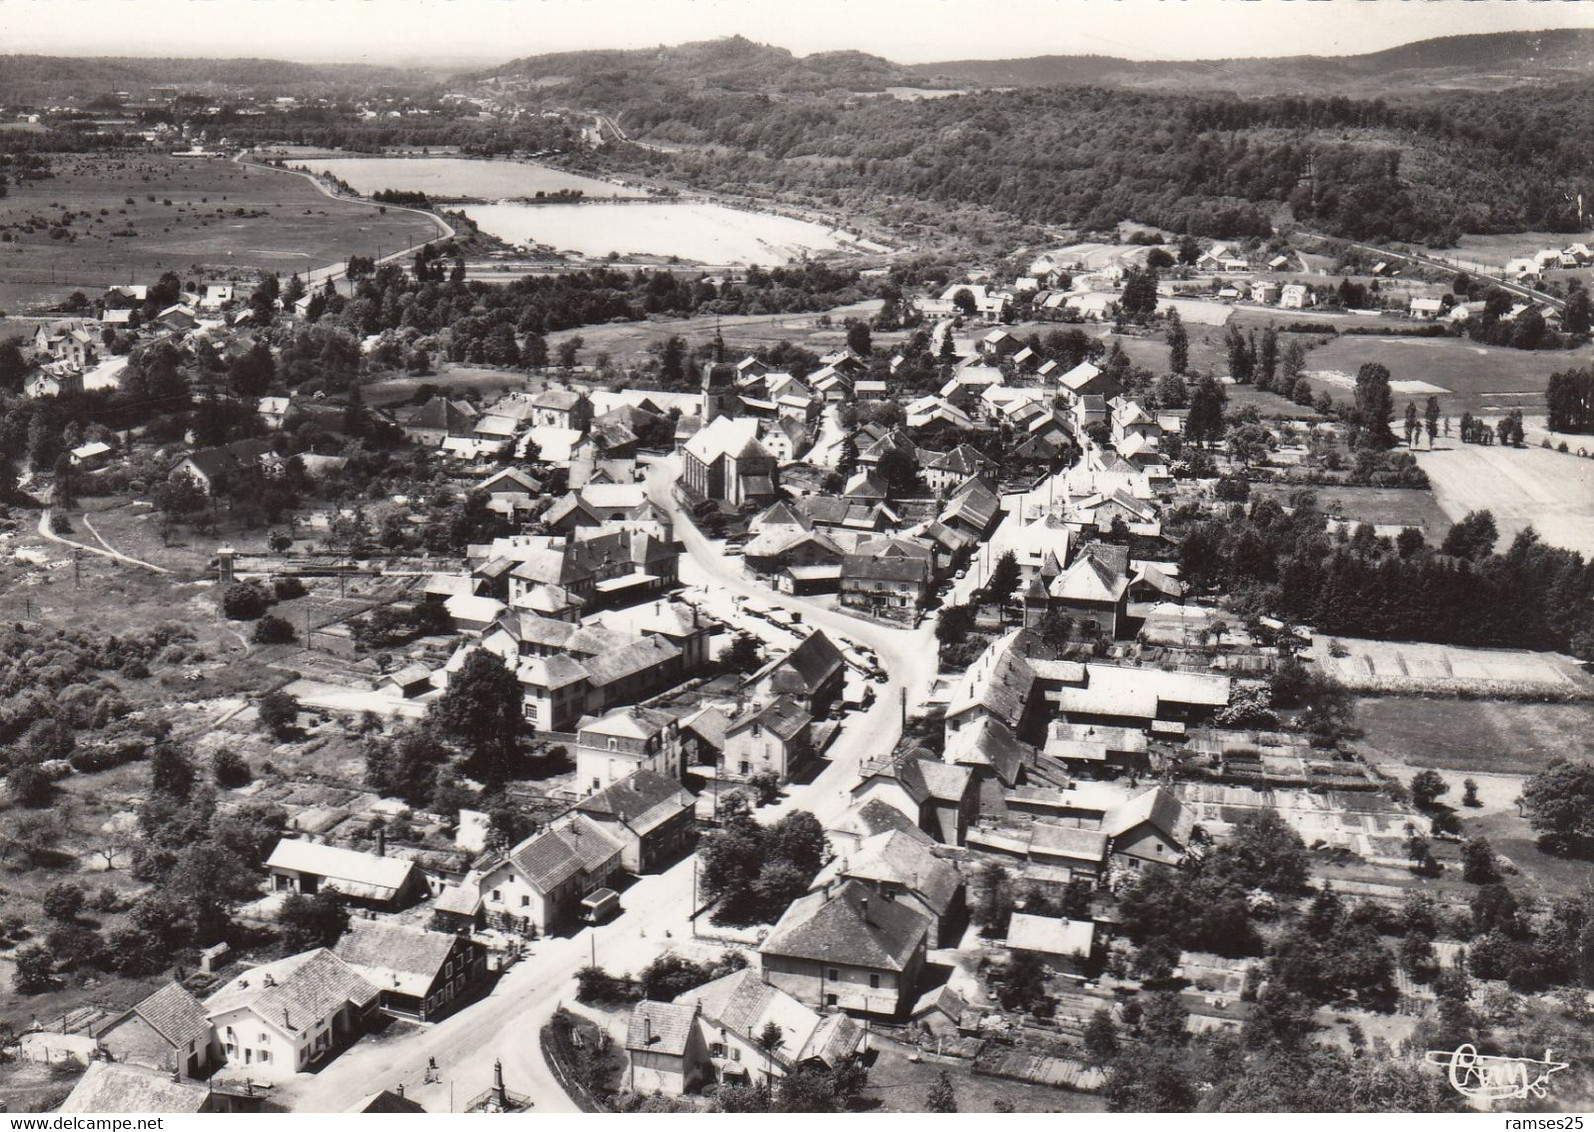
[1312, 635, 1586, 695]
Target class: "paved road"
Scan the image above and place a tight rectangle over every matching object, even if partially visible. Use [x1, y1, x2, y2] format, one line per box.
[276, 459, 936, 1112]
[1295, 228, 1567, 312]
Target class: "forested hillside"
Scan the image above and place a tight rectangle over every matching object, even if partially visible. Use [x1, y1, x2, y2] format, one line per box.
[587, 80, 1594, 243]
[905, 28, 1594, 95]
[485, 35, 927, 95]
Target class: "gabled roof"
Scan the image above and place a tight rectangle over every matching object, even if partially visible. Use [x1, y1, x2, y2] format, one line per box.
[683, 415, 765, 465]
[576, 768, 696, 837]
[265, 839, 417, 901]
[1104, 786, 1195, 847]
[580, 704, 678, 741]
[828, 798, 935, 845]
[108, 982, 210, 1051]
[626, 1000, 699, 1057]
[204, 948, 379, 1030]
[1007, 914, 1095, 959]
[679, 968, 863, 1069]
[813, 830, 963, 916]
[60, 1063, 210, 1114]
[761, 879, 930, 972]
[947, 629, 1037, 724]
[503, 814, 622, 895]
[751, 630, 845, 698]
[1050, 550, 1129, 604]
[404, 397, 477, 433]
[942, 715, 1027, 787]
[726, 695, 811, 743]
[333, 920, 460, 998]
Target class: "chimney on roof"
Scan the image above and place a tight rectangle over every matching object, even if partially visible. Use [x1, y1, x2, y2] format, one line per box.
[643, 1015, 653, 1044]
[263, 973, 276, 988]
[378, 827, 387, 857]
[860, 895, 870, 925]
[282, 1007, 291, 1029]
[397, 1083, 405, 1099]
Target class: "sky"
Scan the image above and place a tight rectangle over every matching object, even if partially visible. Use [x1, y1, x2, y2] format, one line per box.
[1, 0, 1591, 65]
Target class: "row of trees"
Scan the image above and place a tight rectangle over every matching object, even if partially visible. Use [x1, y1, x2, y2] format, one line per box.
[1176, 493, 1594, 657]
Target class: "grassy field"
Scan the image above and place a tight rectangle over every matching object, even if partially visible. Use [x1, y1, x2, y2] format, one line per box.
[1318, 635, 1588, 696]
[862, 1041, 1106, 1114]
[1254, 484, 1452, 535]
[1415, 442, 1594, 558]
[0, 154, 438, 312]
[545, 299, 886, 366]
[1354, 696, 1594, 775]
[1302, 333, 1593, 418]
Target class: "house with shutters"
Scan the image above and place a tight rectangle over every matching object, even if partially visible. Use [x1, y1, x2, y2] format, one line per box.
[203, 949, 380, 1079]
[575, 706, 683, 794]
[759, 880, 931, 1017]
[575, 768, 698, 873]
[721, 695, 813, 782]
[628, 969, 863, 1095]
[473, 814, 624, 936]
[331, 919, 487, 1023]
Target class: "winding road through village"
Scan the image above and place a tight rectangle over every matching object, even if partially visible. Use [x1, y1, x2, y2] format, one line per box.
[272, 457, 938, 1112]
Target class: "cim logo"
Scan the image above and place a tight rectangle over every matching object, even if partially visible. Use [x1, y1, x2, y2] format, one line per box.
[1425, 1045, 1569, 1102]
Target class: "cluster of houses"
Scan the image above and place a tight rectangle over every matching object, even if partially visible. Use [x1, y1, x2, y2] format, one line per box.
[1504, 243, 1593, 280]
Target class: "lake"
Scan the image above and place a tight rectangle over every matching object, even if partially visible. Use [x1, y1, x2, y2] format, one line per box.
[466, 201, 885, 266]
[295, 155, 886, 266]
[294, 156, 644, 201]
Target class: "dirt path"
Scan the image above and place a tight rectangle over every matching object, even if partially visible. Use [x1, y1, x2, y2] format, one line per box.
[36, 508, 171, 574]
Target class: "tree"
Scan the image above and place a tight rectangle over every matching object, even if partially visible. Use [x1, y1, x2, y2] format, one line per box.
[1121, 265, 1159, 324]
[221, 583, 268, 621]
[1425, 396, 1441, 446]
[213, 748, 253, 789]
[994, 950, 1050, 1013]
[846, 321, 872, 357]
[984, 551, 1021, 605]
[11, 943, 54, 994]
[1409, 769, 1448, 809]
[1257, 325, 1279, 390]
[1440, 510, 1498, 560]
[1461, 837, 1500, 884]
[1520, 759, 1594, 855]
[42, 882, 86, 923]
[926, 1069, 958, 1113]
[1186, 375, 1226, 447]
[757, 1020, 784, 1090]
[936, 603, 977, 647]
[278, 891, 349, 951]
[252, 614, 296, 645]
[950, 287, 977, 317]
[1352, 363, 1396, 450]
[1083, 1007, 1120, 1066]
[1462, 778, 1480, 807]
[257, 689, 300, 741]
[1565, 282, 1592, 338]
[1208, 809, 1311, 893]
[427, 649, 524, 784]
[719, 632, 765, 673]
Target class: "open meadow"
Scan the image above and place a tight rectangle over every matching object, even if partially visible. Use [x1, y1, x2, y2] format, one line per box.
[1354, 696, 1594, 776]
[1302, 333, 1592, 418]
[1415, 442, 1594, 557]
[0, 154, 438, 312]
[1254, 484, 1452, 537]
[543, 298, 887, 364]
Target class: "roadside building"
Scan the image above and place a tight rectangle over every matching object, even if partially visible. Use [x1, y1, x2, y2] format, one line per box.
[759, 880, 931, 1017]
[264, 839, 426, 910]
[332, 919, 487, 1023]
[574, 768, 698, 873]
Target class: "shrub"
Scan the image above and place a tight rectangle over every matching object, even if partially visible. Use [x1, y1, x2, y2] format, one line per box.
[252, 614, 296, 645]
[272, 576, 306, 600]
[221, 583, 268, 621]
[256, 690, 300, 740]
[213, 748, 253, 789]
